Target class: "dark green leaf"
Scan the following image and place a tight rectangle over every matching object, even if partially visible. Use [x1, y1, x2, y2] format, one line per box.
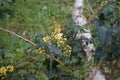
[63, 58, 70, 64]
[98, 25, 112, 45]
[6, 0, 12, 2]
[6, 0, 15, 3]
[48, 45, 62, 56]
[36, 42, 45, 49]
[3, 9, 14, 16]
[0, 12, 5, 20]
[0, 1, 3, 6]
[72, 42, 81, 54]
[113, 26, 120, 38]
[93, 19, 100, 28]
[72, 57, 78, 63]
[72, 77, 79, 80]
[94, 46, 108, 63]
[0, 49, 5, 59]
[35, 34, 44, 43]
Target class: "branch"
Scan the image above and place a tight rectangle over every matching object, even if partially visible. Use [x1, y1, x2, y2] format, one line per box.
[0, 27, 74, 75]
[0, 27, 36, 46]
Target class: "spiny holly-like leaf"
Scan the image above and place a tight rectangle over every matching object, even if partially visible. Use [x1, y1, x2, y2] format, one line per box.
[113, 26, 120, 38]
[6, 0, 15, 3]
[93, 19, 100, 28]
[98, 3, 119, 23]
[71, 57, 78, 63]
[63, 58, 71, 64]
[0, 49, 5, 59]
[48, 45, 62, 56]
[0, 1, 3, 6]
[94, 46, 108, 64]
[98, 25, 112, 45]
[36, 42, 45, 49]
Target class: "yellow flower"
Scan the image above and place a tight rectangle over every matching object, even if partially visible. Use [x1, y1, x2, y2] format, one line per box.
[63, 45, 72, 56]
[68, 50, 72, 53]
[7, 65, 14, 72]
[59, 40, 65, 44]
[43, 36, 50, 42]
[1, 77, 4, 80]
[0, 67, 7, 76]
[53, 27, 61, 34]
[63, 38, 67, 41]
[37, 48, 45, 54]
[67, 45, 72, 50]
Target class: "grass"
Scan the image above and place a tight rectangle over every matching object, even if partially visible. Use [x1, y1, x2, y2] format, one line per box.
[1, 0, 73, 34]
[0, 0, 74, 51]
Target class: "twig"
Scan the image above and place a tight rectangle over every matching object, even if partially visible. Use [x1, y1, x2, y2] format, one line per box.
[0, 27, 36, 46]
[47, 54, 74, 74]
[0, 27, 74, 75]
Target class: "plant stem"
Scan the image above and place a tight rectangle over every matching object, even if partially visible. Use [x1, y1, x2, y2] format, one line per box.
[0, 27, 36, 46]
[0, 27, 74, 75]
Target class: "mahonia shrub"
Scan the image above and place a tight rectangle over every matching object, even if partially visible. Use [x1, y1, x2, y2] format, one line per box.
[37, 26, 71, 57]
[35, 22, 90, 79]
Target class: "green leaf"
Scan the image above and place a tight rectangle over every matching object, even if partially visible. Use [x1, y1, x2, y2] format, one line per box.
[0, 1, 3, 6]
[6, 0, 13, 3]
[115, 49, 120, 56]
[72, 42, 81, 54]
[17, 61, 29, 67]
[72, 77, 79, 80]
[93, 19, 101, 28]
[98, 25, 112, 45]
[36, 42, 45, 49]
[98, 3, 118, 22]
[3, 9, 14, 16]
[48, 45, 62, 56]
[113, 26, 120, 38]
[72, 57, 78, 63]
[94, 46, 108, 63]
[18, 70, 28, 76]
[63, 58, 70, 64]
[111, 44, 120, 56]
[0, 12, 5, 20]
[0, 49, 5, 59]
[38, 72, 49, 80]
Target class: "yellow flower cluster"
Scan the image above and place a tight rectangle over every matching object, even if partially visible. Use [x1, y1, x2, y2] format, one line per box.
[41, 27, 72, 56]
[0, 65, 14, 76]
[7, 65, 14, 72]
[42, 27, 64, 44]
[53, 27, 61, 35]
[57, 37, 67, 46]
[37, 48, 45, 54]
[42, 35, 51, 42]
[63, 45, 72, 56]
[0, 67, 7, 76]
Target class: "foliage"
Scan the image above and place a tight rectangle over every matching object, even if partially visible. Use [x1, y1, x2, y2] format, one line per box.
[35, 23, 89, 79]
[0, 0, 120, 80]
[93, 1, 120, 79]
[0, 0, 15, 20]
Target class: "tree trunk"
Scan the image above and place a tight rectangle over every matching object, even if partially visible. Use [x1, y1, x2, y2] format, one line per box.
[72, 0, 106, 80]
